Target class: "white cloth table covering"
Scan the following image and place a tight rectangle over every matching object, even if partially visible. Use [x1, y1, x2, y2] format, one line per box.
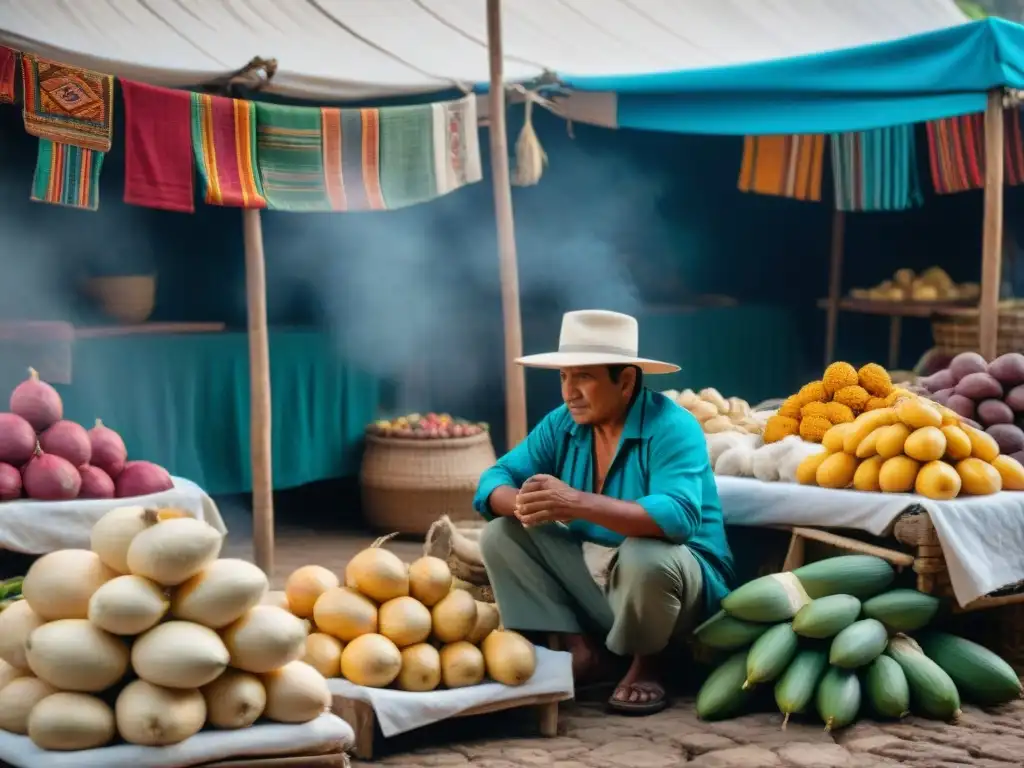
[717, 476, 1024, 606]
[328, 646, 573, 737]
[0, 713, 353, 768]
[0, 477, 226, 554]
[717, 476, 911, 536]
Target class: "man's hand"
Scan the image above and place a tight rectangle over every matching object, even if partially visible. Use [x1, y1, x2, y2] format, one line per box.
[515, 474, 583, 527]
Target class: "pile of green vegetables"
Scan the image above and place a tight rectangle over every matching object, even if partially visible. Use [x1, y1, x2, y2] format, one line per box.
[0, 576, 23, 611]
[694, 555, 1022, 731]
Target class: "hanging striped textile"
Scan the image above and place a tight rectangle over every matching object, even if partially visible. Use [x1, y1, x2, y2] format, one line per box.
[737, 134, 825, 201]
[0, 47, 16, 104]
[926, 110, 1024, 194]
[318, 93, 482, 212]
[829, 125, 923, 212]
[378, 103, 442, 209]
[255, 102, 331, 211]
[191, 92, 266, 208]
[30, 139, 105, 210]
[321, 107, 386, 211]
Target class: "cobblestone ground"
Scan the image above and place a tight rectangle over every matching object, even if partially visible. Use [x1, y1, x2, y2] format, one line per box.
[359, 697, 1024, 767]
[239, 530, 1023, 766]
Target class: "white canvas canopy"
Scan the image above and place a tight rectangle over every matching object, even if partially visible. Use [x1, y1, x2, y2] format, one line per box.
[0, 0, 968, 101]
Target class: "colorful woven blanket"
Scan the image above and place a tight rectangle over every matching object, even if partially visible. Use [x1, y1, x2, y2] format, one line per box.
[31, 139, 105, 211]
[255, 102, 331, 211]
[926, 111, 1024, 194]
[830, 125, 923, 212]
[123, 80, 195, 213]
[738, 134, 824, 201]
[0, 47, 16, 105]
[191, 92, 266, 208]
[319, 93, 482, 211]
[21, 54, 114, 152]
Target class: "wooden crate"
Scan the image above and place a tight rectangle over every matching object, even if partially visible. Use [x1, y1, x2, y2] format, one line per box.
[333, 691, 567, 761]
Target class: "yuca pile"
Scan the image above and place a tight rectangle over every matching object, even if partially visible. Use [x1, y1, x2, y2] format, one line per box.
[694, 555, 1022, 731]
[0, 507, 331, 752]
[660, 387, 764, 436]
[279, 535, 537, 692]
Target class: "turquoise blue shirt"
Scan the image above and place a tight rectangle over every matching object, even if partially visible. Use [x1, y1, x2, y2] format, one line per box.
[473, 388, 734, 615]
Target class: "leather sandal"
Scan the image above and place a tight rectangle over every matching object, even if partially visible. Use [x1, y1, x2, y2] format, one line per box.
[606, 681, 670, 715]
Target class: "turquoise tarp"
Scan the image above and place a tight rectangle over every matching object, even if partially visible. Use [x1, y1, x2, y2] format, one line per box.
[559, 18, 1024, 135]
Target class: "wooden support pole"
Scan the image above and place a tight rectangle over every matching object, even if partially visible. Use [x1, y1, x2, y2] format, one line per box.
[979, 88, 1005, 360]
[824, 210, 846, 366]
[242, 209, 274, 577]
[486, 0, 528, 449]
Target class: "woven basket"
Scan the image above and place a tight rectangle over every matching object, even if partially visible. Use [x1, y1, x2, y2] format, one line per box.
[83, 275, 156, 324]
[360, 431, 497, 536]
[931, 300, 1024, 358]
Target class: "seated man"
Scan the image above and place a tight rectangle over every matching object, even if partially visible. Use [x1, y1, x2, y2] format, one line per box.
[473, 310, 734, 715]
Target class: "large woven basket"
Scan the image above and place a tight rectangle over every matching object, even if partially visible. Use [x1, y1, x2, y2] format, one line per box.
[360, 431, 497, 536]
[931, 300, 1024, 357]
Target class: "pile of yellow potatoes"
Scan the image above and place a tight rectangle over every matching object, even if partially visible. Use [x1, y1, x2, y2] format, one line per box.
[796, 391, 1024, 499]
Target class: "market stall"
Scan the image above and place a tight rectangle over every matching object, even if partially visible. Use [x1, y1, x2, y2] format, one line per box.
[5, 0, 1024, 751]
[0, 0, 984, 580]
[668, 355, 1024, 616]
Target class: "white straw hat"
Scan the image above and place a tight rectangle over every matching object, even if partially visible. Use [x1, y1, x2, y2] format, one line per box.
[515, 310, 680, 374]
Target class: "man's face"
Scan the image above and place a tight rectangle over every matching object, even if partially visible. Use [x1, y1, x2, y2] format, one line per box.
[560, 366, 635, 425]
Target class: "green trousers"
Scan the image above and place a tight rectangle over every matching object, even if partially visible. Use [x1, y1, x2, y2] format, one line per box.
[479, 517, 704, 657]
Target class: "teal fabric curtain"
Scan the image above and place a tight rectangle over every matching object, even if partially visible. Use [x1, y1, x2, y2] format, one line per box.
[43, 331, 379, 496]
[561, 18, 1024, 135]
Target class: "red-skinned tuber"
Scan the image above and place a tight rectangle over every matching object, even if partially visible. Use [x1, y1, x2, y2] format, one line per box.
[9, 367, 62, 432]
[22, 443, 80, 501]
[0, 462, 21, 501]
[88, 419, 127, 478]
[115, 460, 173, 498]
[78, 464, 115, 499]
[38, 420, 91, 468]
[0, 412, 37, 466]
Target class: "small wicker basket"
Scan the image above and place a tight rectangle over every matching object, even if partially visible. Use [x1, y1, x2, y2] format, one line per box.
[931, 300, 1024, 357]
[360, 431, 497, 536]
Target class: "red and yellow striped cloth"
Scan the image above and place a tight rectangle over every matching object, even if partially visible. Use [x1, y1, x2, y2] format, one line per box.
[737, 134, 825, 202]
[190, 92, 266, 208]
[926, 110, 1024, 194]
